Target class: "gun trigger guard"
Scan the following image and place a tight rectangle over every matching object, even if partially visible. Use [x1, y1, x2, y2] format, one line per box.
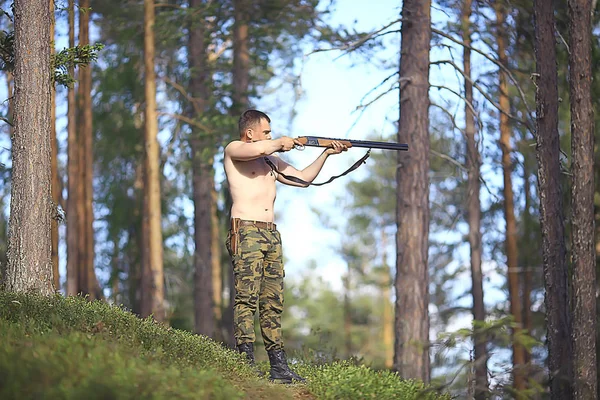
[294, 144, 305, 151]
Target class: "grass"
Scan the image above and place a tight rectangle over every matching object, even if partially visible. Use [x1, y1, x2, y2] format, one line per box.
[0, 291, 451, 400]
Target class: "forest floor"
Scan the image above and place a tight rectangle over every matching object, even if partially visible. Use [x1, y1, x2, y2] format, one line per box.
[0, 291, 449, 400]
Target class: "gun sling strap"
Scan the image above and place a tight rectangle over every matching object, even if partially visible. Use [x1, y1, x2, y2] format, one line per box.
[263, 149, 371, 187]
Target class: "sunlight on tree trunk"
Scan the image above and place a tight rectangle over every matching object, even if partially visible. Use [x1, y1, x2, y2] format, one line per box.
[462, 0, 488, 396]
[381, 229, 393, 369]
[141, 0, 165, 322]
[66, 0, 79, 296]
[3, 0, 54, 294]
[495, 2, 526, 392]
[77, 0, 101, 299]
[50, 0, 60, 291]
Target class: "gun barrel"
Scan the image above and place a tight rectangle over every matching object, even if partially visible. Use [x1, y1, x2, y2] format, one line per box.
[299, 136, 409, 151]
[348, 139, 409, 151]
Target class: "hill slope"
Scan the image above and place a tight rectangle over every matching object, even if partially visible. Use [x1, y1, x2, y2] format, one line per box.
[0, 292, 449, 400]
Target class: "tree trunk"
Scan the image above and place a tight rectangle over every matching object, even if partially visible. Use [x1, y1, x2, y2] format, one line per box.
[221, 0, 252, 347]
[3, 0, 54, 294]
[140, 0, 165, 322]
[66, 0, 78, 296]
[462, 0, 488, 396]
[211, 187, 222, 327]
[495, 2, 526, 392]
[522, 163, 533, 365]
[533, 0, 573, 398]
[395, 0, 431, 383]
[49, 0, 60, 291]
[233, 0, 250, 112]
[568, 0, 597, 398]
[77, 0, 101, 299]
[343, 271, 352, 357]
[188, 0, 215, 338]
[381, 229, 394, 369]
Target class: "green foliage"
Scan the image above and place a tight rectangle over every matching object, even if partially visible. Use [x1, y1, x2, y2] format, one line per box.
[0, 29, 13, 72]
[0, 291, 286, 399]
[52, 43, 105, 88]
[296, 360, 451, 400]
[0, 4, 104, 87]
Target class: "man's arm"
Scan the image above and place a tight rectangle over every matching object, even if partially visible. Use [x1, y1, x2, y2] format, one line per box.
[275, 141, 347, 187]
[225, 137, 297, 161]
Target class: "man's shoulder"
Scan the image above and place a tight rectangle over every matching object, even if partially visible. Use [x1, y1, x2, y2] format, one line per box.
[224, 140, 243, 156]
[225, 140, 244, 149]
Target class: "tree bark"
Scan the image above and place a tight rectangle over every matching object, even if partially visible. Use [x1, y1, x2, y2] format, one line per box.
[568, 0, 597, 398]
[381, 229, 394, 369]
[140, 0, 165, 322]
[3, 0, 54, 294]
[233, 0, 250, 112]
[462, 0, 488, 396]
[495, 2, 526, 392]
[211, 187, 222, 328]
[77, 0, 101, 299]
[188, 0, 215, 338]
[522, 162, 533, 365]
[50, 0, 60, 291]
[533, 0, 573, 398]
[66, 0, 79, 296]
[395, 0, 431, 383]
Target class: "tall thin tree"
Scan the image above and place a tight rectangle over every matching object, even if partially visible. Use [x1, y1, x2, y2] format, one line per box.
[380, 228, 393, 369]
[395, 0, 432, 382]
[188, 0, 215, 337]
[494, 1, 526, 391]
[222, 0, 251, 347]
[568, 0, 597, 398]
[50, 0, 59, 291]
[66, 0, 79, 296]
[533, 0, 573, 398]
[462, 0, 488, 396]
[140, 0, 165, 321]
[2, 0, 53, 294]
[78, 0, 101, 299]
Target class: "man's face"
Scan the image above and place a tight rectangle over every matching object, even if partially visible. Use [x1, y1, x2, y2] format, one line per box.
[248, 118, 272, 141]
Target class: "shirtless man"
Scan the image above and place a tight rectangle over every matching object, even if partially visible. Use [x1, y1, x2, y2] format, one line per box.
[224, 109, 346, 383]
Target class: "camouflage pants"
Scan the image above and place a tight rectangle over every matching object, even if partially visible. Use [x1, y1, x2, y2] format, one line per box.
[226, 223, 284, 351]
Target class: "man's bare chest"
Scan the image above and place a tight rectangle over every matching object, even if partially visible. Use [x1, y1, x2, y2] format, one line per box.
[235, 156, 277, 180]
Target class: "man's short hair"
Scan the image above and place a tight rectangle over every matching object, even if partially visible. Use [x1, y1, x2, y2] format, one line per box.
[239, 109, 270, 136]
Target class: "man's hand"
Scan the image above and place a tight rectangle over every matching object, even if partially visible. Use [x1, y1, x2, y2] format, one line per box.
[325, 140, 348, 155]
[277, 136, 299, 152]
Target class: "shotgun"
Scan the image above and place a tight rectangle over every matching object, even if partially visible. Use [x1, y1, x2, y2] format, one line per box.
[264, 136, 409, 187]
[294, 136, 409, 151]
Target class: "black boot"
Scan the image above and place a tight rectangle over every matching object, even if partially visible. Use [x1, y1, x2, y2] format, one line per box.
[237, 343, 256, 365]
[267, 349, 306, 384]
[237, 343, 264, 377]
